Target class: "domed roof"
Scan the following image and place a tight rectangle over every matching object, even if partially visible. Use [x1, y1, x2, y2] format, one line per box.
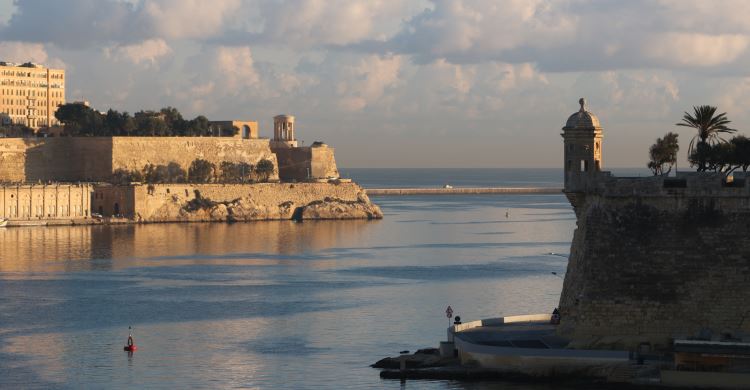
[565, 98, 600, 129]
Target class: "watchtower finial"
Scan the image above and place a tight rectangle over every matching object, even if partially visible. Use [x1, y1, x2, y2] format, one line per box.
[579, 98, 586, 112]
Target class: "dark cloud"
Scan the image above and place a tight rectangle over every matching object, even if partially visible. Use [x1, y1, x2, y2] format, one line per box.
[1, 0, 147, 48]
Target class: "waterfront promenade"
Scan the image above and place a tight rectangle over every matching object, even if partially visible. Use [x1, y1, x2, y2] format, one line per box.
[366, 187, 562, 195]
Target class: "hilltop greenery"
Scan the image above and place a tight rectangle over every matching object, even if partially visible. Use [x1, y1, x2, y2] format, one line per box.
[648, 132, 679, 176]
[666, 105, 750, 176]
[54, 103, 237, 137]
[676, 105, 736, 171]
[111, 158, 275, 184]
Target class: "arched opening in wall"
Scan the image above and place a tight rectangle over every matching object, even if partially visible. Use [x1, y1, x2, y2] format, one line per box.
[243, 125, 250, 139]
[114, 203, 120, 216]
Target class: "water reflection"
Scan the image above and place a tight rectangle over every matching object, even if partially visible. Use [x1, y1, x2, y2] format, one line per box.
[0, 220, 378, 272]
[0, 194, 577, 389]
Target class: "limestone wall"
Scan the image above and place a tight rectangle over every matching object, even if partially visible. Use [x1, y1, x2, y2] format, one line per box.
[559, 176, 750, 350]
[110, 137, 278, 179]
[0, 184, 94, 220]
[93, 182, 382, 222]
[0, 138, 30, 183]
[310, 146, 339, 179]
[273, 145, 339, 181]
[0, 137, 278, 183]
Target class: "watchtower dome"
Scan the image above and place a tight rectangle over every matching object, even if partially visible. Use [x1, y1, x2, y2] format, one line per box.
[562, 98, 602, 193]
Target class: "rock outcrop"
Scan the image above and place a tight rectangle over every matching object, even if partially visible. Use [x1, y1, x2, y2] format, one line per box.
[120, 182, 382, 223]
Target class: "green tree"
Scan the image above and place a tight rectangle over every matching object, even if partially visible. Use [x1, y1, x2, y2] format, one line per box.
[254, 159, 275, 182]
[648, 132, 679, 176]
[188, 159, 216, 183]
[731, 136, 750, 172]
[676, 105, 736, 171]
[55, 102, 103, 136]
[143, 164, 170, 183]
[111, 168, 144, 185]
[167, 162, 187, 183]
[187, 116, 210, 136]
[221, 125, 239, 137]
[219, 161, 254, 183]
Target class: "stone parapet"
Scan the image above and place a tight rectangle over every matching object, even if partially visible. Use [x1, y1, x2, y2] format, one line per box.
[572, 172, 750, 198]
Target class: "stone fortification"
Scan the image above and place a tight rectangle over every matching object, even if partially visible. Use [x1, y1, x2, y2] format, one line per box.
[559, 172, 750, 350]
[273, 144, 339, 181]
[93, 182, 382, 222]
[0, 137, 278, 183]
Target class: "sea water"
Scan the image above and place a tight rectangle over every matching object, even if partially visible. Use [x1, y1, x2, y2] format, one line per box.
[0, 169, 588, 389]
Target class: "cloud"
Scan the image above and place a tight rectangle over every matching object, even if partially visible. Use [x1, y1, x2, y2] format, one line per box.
[107, 39, 173, 67]
[0, 41, 49, 63]
[140, 0, 241, 40]
[0, 0, 240, 48]
[0, 0, 139, 49]
[6, 0, 750, 168]
[336, 54, 402, 111]
[350, 0, 750, 74]
[644, 33, 749, 67]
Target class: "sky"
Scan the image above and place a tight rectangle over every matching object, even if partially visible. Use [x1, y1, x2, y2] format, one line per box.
[2, 0, 750, 168]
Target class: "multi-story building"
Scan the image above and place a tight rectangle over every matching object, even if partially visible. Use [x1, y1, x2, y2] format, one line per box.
[0, 61, 65, 129]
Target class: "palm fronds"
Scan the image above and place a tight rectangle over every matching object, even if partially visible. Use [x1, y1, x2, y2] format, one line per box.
[675, 105, 736, 171]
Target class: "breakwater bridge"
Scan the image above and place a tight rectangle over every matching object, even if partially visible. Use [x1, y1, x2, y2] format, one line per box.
[365, 187, 562, 195]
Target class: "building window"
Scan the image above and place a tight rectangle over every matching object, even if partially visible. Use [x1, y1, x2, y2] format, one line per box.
[581, 160, 588, 172]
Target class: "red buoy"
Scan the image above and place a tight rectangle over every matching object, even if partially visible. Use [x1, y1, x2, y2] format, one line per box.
[124, 327, 137, 352]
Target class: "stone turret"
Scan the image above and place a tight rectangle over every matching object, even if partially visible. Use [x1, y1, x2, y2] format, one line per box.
[562, 98, 602, 193]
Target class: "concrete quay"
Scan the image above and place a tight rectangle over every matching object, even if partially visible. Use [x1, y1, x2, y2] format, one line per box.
[366, 187, 562, 195]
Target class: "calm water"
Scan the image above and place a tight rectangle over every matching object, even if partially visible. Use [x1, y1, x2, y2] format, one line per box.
[341, 167, 652, 188]
[1, 170, 580, 389]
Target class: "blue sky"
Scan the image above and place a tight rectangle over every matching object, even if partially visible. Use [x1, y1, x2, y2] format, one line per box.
[2, 0, 750, 168]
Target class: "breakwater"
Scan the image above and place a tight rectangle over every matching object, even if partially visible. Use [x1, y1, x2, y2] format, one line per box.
[366, 187, 562, 195]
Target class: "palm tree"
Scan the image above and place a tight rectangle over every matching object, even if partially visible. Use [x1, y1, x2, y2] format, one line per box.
[676, 105, 736, 171]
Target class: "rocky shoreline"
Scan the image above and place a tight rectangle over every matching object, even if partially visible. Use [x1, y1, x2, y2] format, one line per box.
[146, 191, 383, 223]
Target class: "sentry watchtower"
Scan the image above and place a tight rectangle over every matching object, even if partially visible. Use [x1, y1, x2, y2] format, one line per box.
[561, 98, 602, 193]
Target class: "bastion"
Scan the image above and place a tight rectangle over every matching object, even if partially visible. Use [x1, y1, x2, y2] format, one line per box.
[0, 114, 381, 224]
[558, 99, 750, 351]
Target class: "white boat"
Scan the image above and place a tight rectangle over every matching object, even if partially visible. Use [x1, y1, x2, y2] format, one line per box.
[0, 218, 7, 227]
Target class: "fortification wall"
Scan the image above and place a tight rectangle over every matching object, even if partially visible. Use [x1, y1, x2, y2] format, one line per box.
[273, 145, 339, 181]
[0, 138, 31, 183]
[558, 175, 750, 350]
[93, 182, 382, 222]
[0, 137, 278, 183]
[110, 137, 278, 180]
[310, 146, 339, 179]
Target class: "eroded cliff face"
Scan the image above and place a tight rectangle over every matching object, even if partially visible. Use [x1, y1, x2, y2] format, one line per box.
[124, 182, 382, 223]
[558, 193, 750, 351]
